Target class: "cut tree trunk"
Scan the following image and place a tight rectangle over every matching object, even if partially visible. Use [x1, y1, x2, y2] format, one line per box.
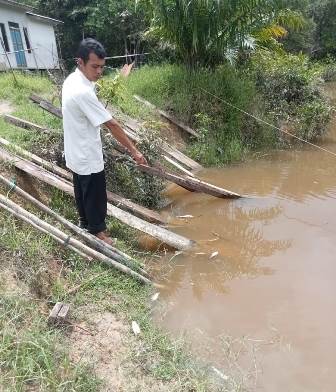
[3, 114, 52, 134]
[137, 164, 241, 199]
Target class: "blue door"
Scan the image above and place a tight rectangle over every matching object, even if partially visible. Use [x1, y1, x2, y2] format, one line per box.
[9, 22, 26, 67]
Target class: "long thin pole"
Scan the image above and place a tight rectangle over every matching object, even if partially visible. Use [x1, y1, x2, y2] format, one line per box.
[0, 37, 18, 86]
[0, 194, 152, 285]
[0, 174, 149, 276]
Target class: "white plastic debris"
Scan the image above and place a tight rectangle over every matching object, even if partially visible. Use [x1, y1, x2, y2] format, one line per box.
[212, 366, 229, 381]
[151, 292, 160, 302]
[210, 251, 219, 259]
[131, 321, 141, 335]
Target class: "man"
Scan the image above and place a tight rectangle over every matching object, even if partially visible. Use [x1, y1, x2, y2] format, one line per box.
[62, 38, 147, 245]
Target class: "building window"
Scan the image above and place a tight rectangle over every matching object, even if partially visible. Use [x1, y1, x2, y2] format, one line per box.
[23, 27, 31, 53]
[0, 23, 10, 52]
[8, 22, 19, 29]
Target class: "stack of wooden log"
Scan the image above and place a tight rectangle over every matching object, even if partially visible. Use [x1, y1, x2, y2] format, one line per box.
[0, 93, 243, 284]
[0, 174, 152, 284]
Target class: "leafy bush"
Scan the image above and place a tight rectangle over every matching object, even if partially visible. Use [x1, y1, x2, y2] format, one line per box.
[252, 51, 331, 141]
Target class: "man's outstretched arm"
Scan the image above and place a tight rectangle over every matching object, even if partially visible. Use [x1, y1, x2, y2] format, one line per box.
[104, 118, 148, 165]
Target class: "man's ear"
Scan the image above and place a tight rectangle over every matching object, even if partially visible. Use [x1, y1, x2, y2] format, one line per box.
[77, 58, 84, 68]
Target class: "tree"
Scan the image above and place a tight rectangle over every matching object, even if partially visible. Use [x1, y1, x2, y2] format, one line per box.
[310, 0, 336, 58]
[140, 0, 305, 69]
[35, 0, 150, 69]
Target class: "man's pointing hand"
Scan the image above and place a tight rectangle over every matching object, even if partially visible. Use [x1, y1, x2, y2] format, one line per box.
[132, 150, 148, 166]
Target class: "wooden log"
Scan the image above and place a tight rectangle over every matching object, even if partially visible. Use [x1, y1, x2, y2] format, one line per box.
[48, 302, 63, 325]
[48, 302, 70, 326]
[134, 95, 199, 138]
[137, 164, 241, 199]
[163, 155, 195, 177]
[40, 100, 62, 119]
[0, 174, 148, 276]
[0, 137, 165, 225]
[57, 304, 70, 322]
[163, 143, 203, 171]
[29, 94, 202, 173]
[3, 114, 52, 134]
[106, 190, 165, 225]
[29, 94, 62, 118]
[30, 93, 43, 104]
[0, 148, 193, 250]
[0, 195, 152, 285]
[0, 137, 73, 181]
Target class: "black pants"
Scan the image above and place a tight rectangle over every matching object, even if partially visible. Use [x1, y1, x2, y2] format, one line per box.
[73, 170, 107, 234]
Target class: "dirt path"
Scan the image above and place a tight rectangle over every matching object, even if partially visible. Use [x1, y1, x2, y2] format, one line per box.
[0, 100, 13, 115]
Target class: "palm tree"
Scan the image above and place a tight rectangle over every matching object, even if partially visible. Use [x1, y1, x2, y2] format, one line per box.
[139, 0, 305, 69]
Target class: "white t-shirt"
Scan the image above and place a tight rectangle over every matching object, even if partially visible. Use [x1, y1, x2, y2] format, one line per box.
[62, 68, 112, 175]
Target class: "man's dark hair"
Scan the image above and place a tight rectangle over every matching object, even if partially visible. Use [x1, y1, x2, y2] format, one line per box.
[77, 38, 106, 63]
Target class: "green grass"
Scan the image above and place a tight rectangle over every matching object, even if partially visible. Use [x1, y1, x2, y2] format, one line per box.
[0, 294, 101, 392]
[109, 63, 275, 165]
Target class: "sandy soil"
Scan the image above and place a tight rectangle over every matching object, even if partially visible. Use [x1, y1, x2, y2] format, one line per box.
[0, 101, 13, 115]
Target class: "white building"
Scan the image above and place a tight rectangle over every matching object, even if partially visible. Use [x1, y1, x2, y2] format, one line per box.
[0, 0, 62, 70]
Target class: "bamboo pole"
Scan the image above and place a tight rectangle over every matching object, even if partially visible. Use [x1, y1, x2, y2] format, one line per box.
[0, 37, 18, 86]
[0, 147, 194, 250]
[0, 137, 166, 225]
[0, 174, 149, 276]
[0, 194, 151, 285]
[133, 95, 200, 138]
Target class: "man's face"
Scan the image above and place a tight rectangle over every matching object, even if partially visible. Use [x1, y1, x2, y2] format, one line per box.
[78, 52, 105, 82]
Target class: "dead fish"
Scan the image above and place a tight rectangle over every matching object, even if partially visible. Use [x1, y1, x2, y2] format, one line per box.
[151, 292, 160, 301]
[210, 251, 219, 259]
[177, 214, 194, 219]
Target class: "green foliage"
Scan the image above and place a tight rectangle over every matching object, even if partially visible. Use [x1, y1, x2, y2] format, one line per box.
[97, 73, 126, 104]
[139, 0, 306, 68]
[36, 0, 150, 68]
[310, 0, 336, 58]
[103, 131, 165, 208]
[123, 64, 273, 165]
[252, 50, 331, 140]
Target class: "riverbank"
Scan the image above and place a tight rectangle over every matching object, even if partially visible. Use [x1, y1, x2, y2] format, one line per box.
[0, 60, 334, 390]
[112, 52, 332, 166]
[0, 73, 221, 391]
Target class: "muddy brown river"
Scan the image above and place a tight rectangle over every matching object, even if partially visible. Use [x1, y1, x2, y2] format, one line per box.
[154, 84, 336, 391]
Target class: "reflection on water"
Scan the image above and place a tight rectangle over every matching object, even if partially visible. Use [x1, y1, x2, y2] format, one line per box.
[153, 83, 336, 391]
[162, 202, 291, 301]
